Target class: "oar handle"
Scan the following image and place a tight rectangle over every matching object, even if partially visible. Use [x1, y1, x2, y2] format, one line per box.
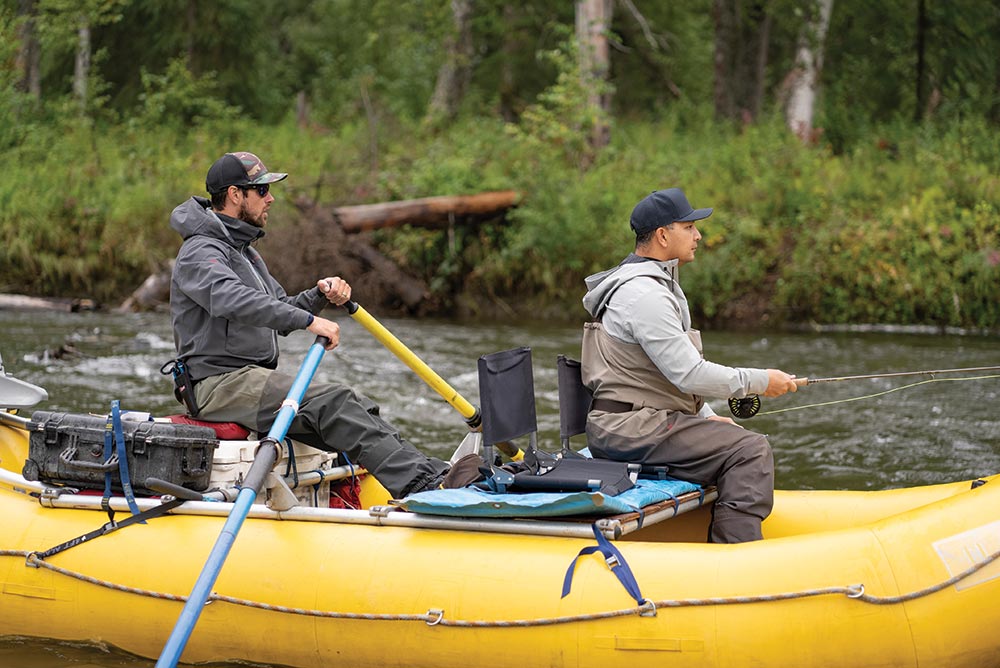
[145, 477, 203, 501]
[796, 377, 810, 386]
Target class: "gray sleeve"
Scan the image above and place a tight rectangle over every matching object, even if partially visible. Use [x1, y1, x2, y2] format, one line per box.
[174, 241, 313, 332]
[607, 283, 769, 399]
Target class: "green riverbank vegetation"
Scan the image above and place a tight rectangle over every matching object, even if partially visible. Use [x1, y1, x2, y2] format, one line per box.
[1, 1, 998, 329]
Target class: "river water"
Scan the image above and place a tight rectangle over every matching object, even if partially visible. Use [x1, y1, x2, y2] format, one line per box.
[1, 308, 999, 667]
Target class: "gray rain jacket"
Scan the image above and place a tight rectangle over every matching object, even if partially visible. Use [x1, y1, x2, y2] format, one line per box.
[169, 197, 327, 381]
[582, 254, 768, 416]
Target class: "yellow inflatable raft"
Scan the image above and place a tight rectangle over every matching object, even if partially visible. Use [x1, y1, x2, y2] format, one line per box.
[2, 406, 999, 668]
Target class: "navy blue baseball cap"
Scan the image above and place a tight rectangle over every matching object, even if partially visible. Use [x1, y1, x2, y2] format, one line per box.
[630, 188, 713, 235]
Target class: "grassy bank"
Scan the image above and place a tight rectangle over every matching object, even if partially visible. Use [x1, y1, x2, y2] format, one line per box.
[1, 112, 998, 329]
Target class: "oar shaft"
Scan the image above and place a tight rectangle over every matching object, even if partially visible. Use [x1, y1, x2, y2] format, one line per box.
[345, 302, 478, 421]
[156, 452, 276, 667]
[157, 337, 328, 668]
[344, 301, 522, 460]
[805, 365, 1000, 384]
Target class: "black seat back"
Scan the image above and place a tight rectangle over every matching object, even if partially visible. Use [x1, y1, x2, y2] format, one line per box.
[477, 346, 537, 446]
[557, 355, 591, 451]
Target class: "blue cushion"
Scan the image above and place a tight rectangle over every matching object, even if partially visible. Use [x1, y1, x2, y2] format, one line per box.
[398, 478, 701, 518]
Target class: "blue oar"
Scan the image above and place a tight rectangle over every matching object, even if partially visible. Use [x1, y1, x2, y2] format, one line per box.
[156, 337, 329, 668]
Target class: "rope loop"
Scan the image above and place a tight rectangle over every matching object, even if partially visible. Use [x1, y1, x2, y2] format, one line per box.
[846, 584, 865, 599]
[426, 608, 445, 626]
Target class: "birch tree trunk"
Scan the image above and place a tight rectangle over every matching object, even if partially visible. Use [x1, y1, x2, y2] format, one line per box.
[427, 0, 474, 123]
[73, 14, 91, 111]
[784, 0, 834, 142]
[575, 0, 613, 152]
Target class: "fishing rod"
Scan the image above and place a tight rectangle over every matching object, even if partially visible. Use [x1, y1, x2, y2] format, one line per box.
[728, 365, 1000, 419]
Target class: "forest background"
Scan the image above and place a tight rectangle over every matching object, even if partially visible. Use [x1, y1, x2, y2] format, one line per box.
[1, 0, 998, 330]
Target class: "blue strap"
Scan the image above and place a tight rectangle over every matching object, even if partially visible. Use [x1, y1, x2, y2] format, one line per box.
[102, 415, 115, 519]
[561, 523, 645, 605]
[111, 400, 143, 520]
[663, 492, 679, 516]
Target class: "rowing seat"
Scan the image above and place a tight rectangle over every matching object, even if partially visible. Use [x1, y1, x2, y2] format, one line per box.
[163, 415, 251, 440]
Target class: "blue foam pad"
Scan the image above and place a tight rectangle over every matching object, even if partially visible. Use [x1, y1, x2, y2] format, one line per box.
[398, 478, 701, 518]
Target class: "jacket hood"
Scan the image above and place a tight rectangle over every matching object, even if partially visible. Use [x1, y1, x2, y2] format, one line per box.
[170, 196, 264, 246]
[582, 254, 679, 318]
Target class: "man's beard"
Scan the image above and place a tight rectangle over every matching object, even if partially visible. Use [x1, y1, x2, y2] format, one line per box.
[239, 200, 267, 228]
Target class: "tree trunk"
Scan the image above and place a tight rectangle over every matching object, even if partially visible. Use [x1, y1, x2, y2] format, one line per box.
[73, 14, 91, 111]
[575, 0, 613, 152]
[914, 0, 928, 122]
[784, 0, 834, 142]
[296, 90, 310, 128]
[712, 0, 734, 120]
[427, 0, 474, 123]
[498, 3, 520, 123]
[16, 0, 41, 98]
[185, 0, 197, 67]
[751, 11, 773, 120]
[712, 0, 771, 123]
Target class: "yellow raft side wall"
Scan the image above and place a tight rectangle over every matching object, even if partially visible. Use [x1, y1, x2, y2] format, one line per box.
[2, 422, 999, 668]
[0, 413, 28, 474]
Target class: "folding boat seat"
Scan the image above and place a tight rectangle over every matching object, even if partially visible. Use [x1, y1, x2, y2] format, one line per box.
[477, 348, 635, 496]
[555, 355, 590, 458]
[555, 354, 670, 480]
[477, 347, 544, 487]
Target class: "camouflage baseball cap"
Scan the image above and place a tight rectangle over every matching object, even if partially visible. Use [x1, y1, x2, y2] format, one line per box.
[205, 151, 288, 194]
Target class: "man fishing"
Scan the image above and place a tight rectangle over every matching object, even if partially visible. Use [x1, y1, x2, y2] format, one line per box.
[167, 151, 449, 498]
[580, 188, 799, 543]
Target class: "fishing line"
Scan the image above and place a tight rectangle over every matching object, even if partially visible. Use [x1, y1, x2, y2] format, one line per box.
[750, 373, 1000, 418]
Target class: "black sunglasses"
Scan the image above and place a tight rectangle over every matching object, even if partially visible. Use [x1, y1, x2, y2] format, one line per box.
[239, 183, 270, 197]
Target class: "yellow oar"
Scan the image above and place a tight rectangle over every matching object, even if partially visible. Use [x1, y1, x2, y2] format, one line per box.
[344, 300, 523, 460]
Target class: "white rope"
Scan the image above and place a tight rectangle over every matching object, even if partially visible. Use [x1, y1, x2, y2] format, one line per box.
[3, 545, 997, 628]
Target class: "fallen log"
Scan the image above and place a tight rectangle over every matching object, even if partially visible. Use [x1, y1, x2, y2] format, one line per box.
[0, 294, 96, 312]
[332, 190, 520, 233]
[116, 260, 174, 313]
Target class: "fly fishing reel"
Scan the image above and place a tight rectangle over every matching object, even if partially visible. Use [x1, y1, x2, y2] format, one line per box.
[728, 395, 761, 419]
[726, 365, 1000, 419]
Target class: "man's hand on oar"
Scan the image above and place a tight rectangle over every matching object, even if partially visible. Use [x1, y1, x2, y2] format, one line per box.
[307, 316, 341, 351]
[319, 277, 352, 306]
